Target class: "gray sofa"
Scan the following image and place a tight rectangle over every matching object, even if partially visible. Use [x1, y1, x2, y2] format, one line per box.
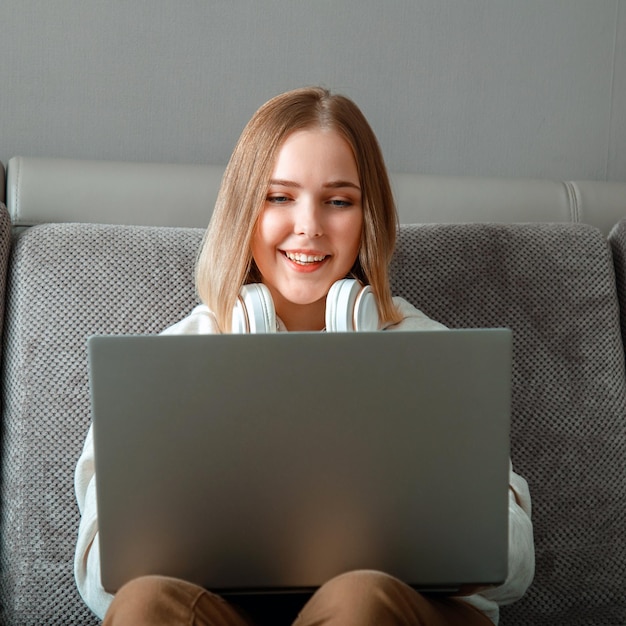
[0, 157, 625, 625]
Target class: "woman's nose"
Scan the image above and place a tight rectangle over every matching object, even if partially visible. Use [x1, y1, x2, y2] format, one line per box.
[294, 200, 323, 238]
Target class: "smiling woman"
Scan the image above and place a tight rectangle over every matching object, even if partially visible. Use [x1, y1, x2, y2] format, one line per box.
[73, 87, 534, 626]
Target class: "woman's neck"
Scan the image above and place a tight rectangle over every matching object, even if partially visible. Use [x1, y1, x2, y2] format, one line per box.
[277, 300, 326, 332]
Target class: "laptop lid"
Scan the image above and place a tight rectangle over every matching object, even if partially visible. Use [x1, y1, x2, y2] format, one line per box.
[89, 329, 511, 595]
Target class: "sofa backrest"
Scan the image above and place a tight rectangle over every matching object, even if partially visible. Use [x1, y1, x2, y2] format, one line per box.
[0, 213, 624, 624]
[7, 156, 626, 233]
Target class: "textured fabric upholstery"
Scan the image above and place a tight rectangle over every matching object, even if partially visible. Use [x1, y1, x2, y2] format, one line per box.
[391, 223, 626, 625]
[0, 220, 624, 624]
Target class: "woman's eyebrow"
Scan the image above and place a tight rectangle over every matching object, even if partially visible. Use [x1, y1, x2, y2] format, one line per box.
[268, 179, 360, 191]
[268, 179, 301, 188]
[324, 180, 361, 191]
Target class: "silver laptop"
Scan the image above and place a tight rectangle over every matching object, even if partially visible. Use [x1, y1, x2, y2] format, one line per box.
[89, 329, 512, 595]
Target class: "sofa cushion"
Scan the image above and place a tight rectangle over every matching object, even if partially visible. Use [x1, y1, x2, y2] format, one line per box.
[390, 223, 626, 625]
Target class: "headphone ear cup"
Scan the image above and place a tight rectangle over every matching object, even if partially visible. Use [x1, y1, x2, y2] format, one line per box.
[352, 285, 379, 331]
[325, 279, 380, 332]
[231, 284, 277, 333]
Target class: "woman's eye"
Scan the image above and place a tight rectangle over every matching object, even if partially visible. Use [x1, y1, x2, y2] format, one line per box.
[328, 199, 352, 208]
[267, 195, 290, 204]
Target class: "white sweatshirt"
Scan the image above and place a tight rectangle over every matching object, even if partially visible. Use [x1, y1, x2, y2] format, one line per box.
[74, 297, 534, 622]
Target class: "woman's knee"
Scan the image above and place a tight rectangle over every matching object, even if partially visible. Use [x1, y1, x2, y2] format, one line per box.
[104, 575, 205, 624]
[296, 569, 412, 623]
[298, 570, 492, 626]
[115, 574, 177, 597]
[319, 569, 404, 599]
[104, 575, 252, 626]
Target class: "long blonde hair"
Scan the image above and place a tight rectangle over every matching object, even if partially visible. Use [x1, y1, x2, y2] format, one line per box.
[196, 86, 402, 331]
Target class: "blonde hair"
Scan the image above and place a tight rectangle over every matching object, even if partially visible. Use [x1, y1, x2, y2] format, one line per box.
[196, 86, 402, 331]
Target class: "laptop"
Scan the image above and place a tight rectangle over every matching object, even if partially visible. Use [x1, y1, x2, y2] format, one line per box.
[89, 329, 512, 595]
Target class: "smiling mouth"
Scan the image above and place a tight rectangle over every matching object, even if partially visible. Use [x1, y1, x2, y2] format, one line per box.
[284, 251, 329, 265]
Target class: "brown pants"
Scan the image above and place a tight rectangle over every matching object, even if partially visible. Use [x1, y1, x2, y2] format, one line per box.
[103, 571, 492, 626]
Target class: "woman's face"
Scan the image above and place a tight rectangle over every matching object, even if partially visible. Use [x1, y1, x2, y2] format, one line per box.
[251, 128, 363, 331]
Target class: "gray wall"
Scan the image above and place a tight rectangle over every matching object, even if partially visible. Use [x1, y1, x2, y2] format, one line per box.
[1, 0, 625, 182]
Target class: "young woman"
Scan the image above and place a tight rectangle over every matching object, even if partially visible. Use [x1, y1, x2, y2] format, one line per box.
[75, 87, 534, 625]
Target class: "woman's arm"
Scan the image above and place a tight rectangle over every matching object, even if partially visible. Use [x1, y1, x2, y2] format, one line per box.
[73, 304, 220, 617]
[477, 464, 535, 605]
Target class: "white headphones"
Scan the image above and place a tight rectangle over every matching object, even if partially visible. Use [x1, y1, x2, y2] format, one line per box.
[232, 278, 380, 333]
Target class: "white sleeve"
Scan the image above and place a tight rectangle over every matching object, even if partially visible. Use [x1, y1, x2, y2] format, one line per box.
[73, 424, 114, 619]
[386, 297, 448, 331]
[481, 463, 535, 604]
[160, 304, 220, 335]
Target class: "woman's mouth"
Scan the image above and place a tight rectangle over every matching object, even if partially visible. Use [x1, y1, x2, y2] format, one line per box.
[283, 251, 328, 266]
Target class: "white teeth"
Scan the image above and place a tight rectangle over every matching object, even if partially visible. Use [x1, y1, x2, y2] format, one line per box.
[285, 252, 326, 264]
